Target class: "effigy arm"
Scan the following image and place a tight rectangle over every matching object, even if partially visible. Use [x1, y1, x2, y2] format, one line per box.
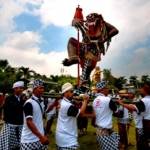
[103, 22, 119, 42]
[72, 20, 90, 43]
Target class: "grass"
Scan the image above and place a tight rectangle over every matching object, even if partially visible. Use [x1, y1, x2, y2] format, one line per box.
[48, 118, 136, 150]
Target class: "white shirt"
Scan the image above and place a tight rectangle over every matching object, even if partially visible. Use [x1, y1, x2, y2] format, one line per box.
[93, 93, 113, 129]
[141, 96, 150, 120]
[133, 111, 143, 128]
[46, 98, 56, 116]
[56, 97, 79, 147]
[21, 95, 44, 143]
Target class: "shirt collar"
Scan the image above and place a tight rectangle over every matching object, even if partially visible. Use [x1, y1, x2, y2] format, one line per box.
[96, 92, 105, 97]
[15, 95, 20, 101]
[63, 97, 72, 103]
[32, 95, 42, 103]
[144, 95, 150, 98]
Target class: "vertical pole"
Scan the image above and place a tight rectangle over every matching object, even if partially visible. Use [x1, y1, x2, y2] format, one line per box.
[77, 29, 80, 86]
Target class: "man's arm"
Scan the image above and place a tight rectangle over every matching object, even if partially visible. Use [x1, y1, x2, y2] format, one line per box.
[67, 94, 89, 117]
[117, 100, 145, 113]
[26, 118, 48, 142]
[79, 95, 89, 115]
[46, 100, 58, 113]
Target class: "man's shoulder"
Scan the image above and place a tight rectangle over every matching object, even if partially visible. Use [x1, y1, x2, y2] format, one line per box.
[7, 94, 16, 99]
[5, 95, 17, 103]
[24, 98, 33, 105]
[95, 94, 109, 100]
[141, 96, 150, 104]
[61, 99, 72, 109]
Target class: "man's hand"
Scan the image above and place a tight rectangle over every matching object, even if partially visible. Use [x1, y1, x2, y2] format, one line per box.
[72, 19, 82, 27]
[80, 94, 89, 102]
[116, 99, 124, 105]
[54, 100, 59, 106]
[39, 135, 49, 145]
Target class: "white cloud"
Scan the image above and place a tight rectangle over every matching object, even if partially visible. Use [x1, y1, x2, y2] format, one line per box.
[0, 0, 24, 33]
[36, 0, 116, 27]
[4, 31, 41, 50]
[0, 0, 43, 34]
[0, 31, 77, 76]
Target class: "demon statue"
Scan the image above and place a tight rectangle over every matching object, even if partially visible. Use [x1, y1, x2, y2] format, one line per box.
[63, 11, 119, 84]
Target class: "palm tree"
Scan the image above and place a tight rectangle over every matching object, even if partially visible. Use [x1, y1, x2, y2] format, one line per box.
[114, 76, 127, 90]
[129, 76, 139, 88]
[141, 75, 150, 84]
[16, 67, 36, 86]
[103, 69, 115, 85]
[0, 60, 9, 72]
[103, 69, 111, 81]
[18, 67, 36, 79]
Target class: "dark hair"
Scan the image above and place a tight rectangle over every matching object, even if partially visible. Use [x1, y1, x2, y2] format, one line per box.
[143, 83, 150, 95]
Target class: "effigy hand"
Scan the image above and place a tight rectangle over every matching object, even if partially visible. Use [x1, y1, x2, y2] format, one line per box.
[72, 19, 83, 28]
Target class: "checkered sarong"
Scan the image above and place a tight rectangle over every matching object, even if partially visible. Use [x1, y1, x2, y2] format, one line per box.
[56, 145, 78, 150]
[137, 128, 143, 136]
[96, 132, 120, 150]
[21, 141, 48, 150]
[0, 123, 22, 150]
[81, 59, 91, 82]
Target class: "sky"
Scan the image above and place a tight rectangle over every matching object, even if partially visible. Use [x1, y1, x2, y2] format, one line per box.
[0, 0, 150, 78]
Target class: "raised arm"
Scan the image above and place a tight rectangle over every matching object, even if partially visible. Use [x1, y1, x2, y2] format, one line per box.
[105, 22, 119, 39]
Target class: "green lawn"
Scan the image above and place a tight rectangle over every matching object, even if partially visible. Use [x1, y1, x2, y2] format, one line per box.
[0, 119, 136, 150]
[48, 118, 136, 150]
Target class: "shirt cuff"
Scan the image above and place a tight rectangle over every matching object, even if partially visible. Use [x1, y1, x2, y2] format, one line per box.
[25, 115, 33, 119]
[130, 104, 138, 112]
[76, 109, 80, 117]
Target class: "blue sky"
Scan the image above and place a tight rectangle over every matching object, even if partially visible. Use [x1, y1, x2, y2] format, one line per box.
[14, 13, 76, 52]
[0, 0, 150, 77]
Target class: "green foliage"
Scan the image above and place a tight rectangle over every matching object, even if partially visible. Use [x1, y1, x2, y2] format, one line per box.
[0, 59, 150, 93]
[0, 59, 77, 93]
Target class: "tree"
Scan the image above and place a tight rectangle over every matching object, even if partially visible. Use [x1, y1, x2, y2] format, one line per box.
[0, 60, 9, 72]
[114, 76, 127, 90]
[16, 67, 36, 86]
[129, 76, 139, 88]
[141, 75, 150, 84]
[103, 69, 116, 86]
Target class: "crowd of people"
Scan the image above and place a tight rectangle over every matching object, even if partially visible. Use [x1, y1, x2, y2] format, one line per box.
[0, 79, 150, 150]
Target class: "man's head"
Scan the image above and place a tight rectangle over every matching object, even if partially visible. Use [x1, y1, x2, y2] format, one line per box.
[96, 81, 109, 96]
[13, 81, 24, 96]
[62, 82, 74, 100]
[139, 83, 150, 96]
[32, 79, 44, 98]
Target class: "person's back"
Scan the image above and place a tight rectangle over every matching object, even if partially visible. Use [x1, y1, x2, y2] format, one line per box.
[92, 81, 119, 150]
[141, 95, 150, 120]
[93, 94, 113, 129]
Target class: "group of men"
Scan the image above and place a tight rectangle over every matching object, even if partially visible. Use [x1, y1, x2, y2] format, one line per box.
[0, 79, 150, 150]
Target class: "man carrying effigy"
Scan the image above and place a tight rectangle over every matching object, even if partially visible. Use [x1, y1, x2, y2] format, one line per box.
[93, 81, 120, 150]
[117, 83, 150, 150]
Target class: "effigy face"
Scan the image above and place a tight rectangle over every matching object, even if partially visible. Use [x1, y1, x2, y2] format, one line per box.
[85, 13, 103, 39]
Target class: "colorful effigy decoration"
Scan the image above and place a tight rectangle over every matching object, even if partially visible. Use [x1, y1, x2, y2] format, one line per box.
[63, 5, 119, 85]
